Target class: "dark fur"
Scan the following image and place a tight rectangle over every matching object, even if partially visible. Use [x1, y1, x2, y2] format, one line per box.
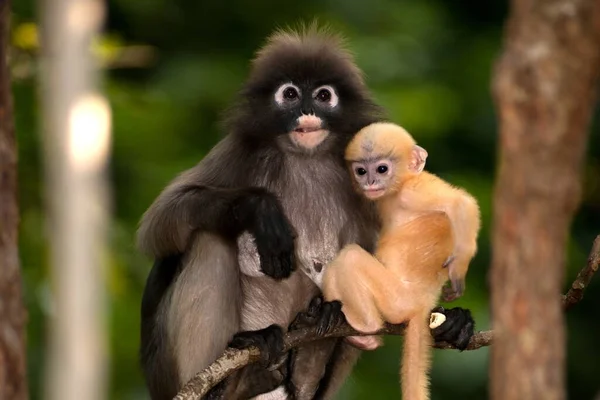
[138, 24, 475, 400]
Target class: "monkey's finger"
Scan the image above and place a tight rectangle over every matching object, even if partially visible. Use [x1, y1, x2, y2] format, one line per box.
[316, 301, 343, 336]
[307, 296, 324, 317]
[431, 306, 445, 314]
[429, 312, 447, 329]
[442, 255, 456, 268]
[442, 286, 460, 302]
[450, 278, 465, 298]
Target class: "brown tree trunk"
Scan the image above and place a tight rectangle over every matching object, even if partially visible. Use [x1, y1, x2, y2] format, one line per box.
[39, 0, 110, 398]
[0, 0, 28, 399]
[490, 1, 600, 400]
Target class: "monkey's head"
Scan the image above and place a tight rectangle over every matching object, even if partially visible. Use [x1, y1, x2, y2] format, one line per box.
[224, 24, 383, 155]
[345, 122, 428, 200]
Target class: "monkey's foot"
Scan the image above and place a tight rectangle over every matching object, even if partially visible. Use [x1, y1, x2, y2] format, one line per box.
[289, 295, 345, 336]
[203, 380, 225, 400]
[430, 306, 474, 351]
[229, 324, 285, 368]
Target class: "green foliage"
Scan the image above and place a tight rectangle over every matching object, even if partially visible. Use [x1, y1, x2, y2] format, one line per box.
[11, 0, 600, 398]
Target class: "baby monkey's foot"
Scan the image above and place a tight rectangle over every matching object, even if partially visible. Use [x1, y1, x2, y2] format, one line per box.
[229, 324, 285, 369]
[289, 295, 345, 336]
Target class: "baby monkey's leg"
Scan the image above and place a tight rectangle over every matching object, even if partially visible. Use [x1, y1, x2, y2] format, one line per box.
[323, 244, 415, 333]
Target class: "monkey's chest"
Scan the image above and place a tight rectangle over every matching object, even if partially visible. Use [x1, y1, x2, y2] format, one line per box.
[237, 193, 362, 288]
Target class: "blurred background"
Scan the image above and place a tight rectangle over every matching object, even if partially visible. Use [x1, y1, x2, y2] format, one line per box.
[9, 0, 600, 398]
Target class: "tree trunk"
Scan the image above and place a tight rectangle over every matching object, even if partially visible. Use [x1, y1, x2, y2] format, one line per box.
[490, 1, 600, 399]
[39, 0, 111, 399]
[0, 0, 28, 399]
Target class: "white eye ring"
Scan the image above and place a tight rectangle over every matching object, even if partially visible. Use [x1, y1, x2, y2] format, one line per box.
[313, 85, 339, 108]
[274, 83, 301, 105]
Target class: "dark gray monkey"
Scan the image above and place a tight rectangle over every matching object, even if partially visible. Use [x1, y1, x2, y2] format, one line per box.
[137, 25, 475, 400]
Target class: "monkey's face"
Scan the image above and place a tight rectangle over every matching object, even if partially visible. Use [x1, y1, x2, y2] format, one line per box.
[271, 81, 341, 152]
[350, 158, 395, 200]
[240, 75, 375, 155]
[225, 37, 383, 154]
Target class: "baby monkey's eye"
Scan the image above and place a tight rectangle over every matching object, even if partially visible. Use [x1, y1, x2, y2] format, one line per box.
[377, 165, 388, 174]
[356, 167, 367, 176]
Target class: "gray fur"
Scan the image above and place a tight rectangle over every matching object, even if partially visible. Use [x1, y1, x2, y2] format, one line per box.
[139, 143, 378, 399]
[138, 26, 384, 400]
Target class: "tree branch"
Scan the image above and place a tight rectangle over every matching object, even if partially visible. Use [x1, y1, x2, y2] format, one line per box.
[174, 235, 600, 400]
[562, 235, 600, 310]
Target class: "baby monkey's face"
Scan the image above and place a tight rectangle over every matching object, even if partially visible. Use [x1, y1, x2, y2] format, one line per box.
[351, 157, 395, 200]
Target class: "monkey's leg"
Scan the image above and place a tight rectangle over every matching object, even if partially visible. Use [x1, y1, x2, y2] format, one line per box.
[164, 233, 243, 395]
[285, 296, 346, 400]
[324, 244, 414, 333]
[313, 340, 362, 400]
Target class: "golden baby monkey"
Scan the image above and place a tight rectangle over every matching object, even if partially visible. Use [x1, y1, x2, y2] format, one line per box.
[349, 122, 480, 301]
[322, 122, 481, 400]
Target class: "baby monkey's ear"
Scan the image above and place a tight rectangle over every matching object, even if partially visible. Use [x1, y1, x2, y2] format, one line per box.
[408, 145, 428, 173]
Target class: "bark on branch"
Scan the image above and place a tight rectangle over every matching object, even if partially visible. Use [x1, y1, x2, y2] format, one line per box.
[174, 235, 600, 400]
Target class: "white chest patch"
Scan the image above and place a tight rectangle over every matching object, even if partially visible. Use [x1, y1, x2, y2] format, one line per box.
[236, 227, 337, 289]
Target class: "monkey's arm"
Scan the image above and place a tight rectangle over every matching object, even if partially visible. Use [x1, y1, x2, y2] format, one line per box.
[137, 181, 296, 280]
[443, 190, 480, 300]
[322, 244, 415, 333]
[402, 174, 481, 299]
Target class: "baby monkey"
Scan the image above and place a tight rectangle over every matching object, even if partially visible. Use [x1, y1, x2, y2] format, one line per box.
[322, 122, 480, 400]
[350, 121, 480, 301]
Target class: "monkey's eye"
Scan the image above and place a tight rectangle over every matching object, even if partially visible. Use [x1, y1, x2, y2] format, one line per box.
[284, 87, 299, 100]
[313, 85, 339, 108]
[356, 167, 367, 176]
[377, 165, 388, 174]
[316, 89, 331, 102]
[275, 83, 301, 105]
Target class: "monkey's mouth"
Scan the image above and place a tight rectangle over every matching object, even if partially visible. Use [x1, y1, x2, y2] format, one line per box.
[363, 188, 385, 199]
[290, 129, 329, 149]
[294, 127, 323, 133]
[290, 115, 329, 149]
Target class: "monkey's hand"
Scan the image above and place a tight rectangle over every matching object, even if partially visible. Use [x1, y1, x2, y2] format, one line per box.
[441, 281, 464, 302]
[234, 188, 297, 280]
[289, 295, 346, 336]
[430, 306, 474, 351]
[229, 325, 286, 369]
[441, 257, 465, 302]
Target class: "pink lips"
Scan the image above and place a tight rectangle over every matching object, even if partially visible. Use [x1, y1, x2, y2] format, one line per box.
[294, 127, 322, 133]
[295, 115, 323, 132]
[290, 115, 328, 149]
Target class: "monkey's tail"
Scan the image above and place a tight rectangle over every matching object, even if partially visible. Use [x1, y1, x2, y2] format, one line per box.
[400, 310, 432, 400]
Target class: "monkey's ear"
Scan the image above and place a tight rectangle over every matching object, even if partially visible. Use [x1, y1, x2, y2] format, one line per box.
[408, 145, 428, 173]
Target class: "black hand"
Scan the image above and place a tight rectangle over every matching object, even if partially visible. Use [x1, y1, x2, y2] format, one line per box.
[234, 188, 297, 280]
[430, 306, 475, 351]
[289, 295, 346, 336]
[229, 325, 285, 368]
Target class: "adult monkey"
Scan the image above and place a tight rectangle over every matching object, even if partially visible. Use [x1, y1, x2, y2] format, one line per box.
[137, 25, 475, 400]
